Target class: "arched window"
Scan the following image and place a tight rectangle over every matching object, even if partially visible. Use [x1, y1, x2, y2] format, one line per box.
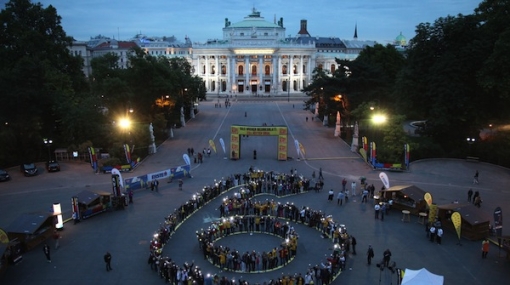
[293, 65, 298, 74]
[282, 65, 288, 75]
[202, 65, 206, 74]
[265, 65, 270, 75]
[221, 81, 227, 92]
[221, 65, 226, 75]
[303, 64, 306, 74]
[251, 65, 257, 75]
[211, 65, 216, 75]
[330, 64, 336, 74]
[211, 81, 216, 92]
[238, 65, 244, 75]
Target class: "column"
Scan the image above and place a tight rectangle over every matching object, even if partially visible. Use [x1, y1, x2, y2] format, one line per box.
[258, 55, 263, 93]
[205, 56, 209, 91]
[272, 56, 277, 94]
[289, 55, 293, 92]
[215, 55, 220, 94]
[245, 56, 249, 94]
[227, 55, 231, 92]
[308, 56, 313, 85]
[278, 56, 282, 92]
[299, 55, 304, 90]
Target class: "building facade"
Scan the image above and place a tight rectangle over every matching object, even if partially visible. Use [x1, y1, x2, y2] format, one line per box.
[70, 8, 381, 96]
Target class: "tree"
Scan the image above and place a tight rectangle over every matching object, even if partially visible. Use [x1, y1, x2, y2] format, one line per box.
[0, 0, 86, 164]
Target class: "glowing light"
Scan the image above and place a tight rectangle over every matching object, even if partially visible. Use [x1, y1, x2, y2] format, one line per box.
[372, 114, 387, 124]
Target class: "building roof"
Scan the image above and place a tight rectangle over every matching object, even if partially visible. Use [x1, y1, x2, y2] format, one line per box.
[6, 212, 54, 235]
[230, 8, 281, 29]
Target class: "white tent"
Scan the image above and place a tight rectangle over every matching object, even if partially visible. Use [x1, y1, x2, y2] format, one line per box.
[401, 268, 444, 285]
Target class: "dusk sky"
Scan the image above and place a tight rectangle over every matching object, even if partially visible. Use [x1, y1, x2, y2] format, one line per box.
[19, 0, 482, 44]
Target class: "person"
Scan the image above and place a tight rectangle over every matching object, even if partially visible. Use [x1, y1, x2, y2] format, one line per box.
[319, 168, 323, 180]
[253, 149, 257, 160]
[429, 225, 436, 242]
[342, 178, 347, 192]
[481, 238, 490, 258]
[43, 243, 51, 263]
[361, 189, 369, 203]
[104, 252, 112, 271]
[383, 249, 391, 267]
[473, 191, 480, 205]
[337, 191, 344, 205]
[474, 195, 482, 208]
[128, 190, 133, 203]
[473, 170, 479, 184]
[367, 245, 374, 265]
[467, 189, 473, 203]
[178, 179, 183, 191]
[327, 189, 334, 201]
[436, 227, 443, 244]
[150, 181, 155, 191]
[306, 117, 308, 122]
[154, 179, 159, 192]
[351, 236, 357, 255]
[351, 181, 357, 196]
[53, 230, 61, 249]
[374, 203, 381, 219]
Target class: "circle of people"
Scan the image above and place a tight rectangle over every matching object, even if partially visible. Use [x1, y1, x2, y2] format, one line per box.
[146, 168, 357, 285]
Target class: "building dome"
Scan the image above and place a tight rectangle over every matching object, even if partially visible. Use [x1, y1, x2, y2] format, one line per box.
[395, 32, 406, 46]
[229, 8, 281, 28]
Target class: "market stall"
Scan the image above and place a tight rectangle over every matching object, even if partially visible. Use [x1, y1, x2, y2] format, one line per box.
[73, 190, 112, 220]
[380, 185, 427, 215]
[5, 212, 55, 252]
[436, 203, 490, 240]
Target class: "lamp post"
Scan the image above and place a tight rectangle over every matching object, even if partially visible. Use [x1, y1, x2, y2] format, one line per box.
[43, 138, 53, 160]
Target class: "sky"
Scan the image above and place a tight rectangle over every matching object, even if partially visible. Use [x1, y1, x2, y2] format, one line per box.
[7, 0, 483, 44]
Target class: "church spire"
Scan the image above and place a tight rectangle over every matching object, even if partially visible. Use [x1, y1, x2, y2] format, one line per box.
[354, 23, 358, 39]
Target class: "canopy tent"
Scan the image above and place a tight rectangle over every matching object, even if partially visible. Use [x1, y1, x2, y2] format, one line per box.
[381, 185, 427, 215]
[401, 268, 444, 285]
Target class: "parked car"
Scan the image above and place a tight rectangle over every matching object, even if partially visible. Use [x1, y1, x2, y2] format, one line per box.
[0, 169, 10, 181]
[20, 163, 38, 176]
[46, 160, 60, 172]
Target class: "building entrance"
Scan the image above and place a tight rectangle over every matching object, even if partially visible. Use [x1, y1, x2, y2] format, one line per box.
[230, 125, 288, 161]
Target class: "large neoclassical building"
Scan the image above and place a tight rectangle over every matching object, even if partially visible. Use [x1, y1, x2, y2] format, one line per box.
[191, 8, 376, 96]
[71, 8, 399, 96]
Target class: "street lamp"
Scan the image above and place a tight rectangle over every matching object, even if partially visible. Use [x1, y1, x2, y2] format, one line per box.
[43, 138, 53, 160]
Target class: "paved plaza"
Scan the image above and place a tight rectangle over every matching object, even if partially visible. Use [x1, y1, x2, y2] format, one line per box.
[0, 97, 509, 285]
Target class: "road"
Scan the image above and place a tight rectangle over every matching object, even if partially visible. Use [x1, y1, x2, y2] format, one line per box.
[0, 97, 509, 285]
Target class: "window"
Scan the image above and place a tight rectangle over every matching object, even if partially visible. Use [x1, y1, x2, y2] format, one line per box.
[251, 65, 257, 75]
[293, 65, 297, 74]
[330, 64, 336, 74]
[265, 65, 270, 75]
[202, 65, 206, 74]
[240, 33, 244, 36]
[238, 65, 244, 75]
[303, 64, 306, 74]
[211, 65, 215, 75]
[282, 65, 287, 75]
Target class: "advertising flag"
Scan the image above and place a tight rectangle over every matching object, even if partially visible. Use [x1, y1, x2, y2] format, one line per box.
[379, 172, 390, 189]
[111, 168, 124, 188]
[219, 138, 226, 154]
[404, 143, 410, 169]
[428, 203, 437, 224]
[183, 154, 191, 166]
[0, 228, 9, 243]
[124, 144, 132, 163]
[294, 139, 301, 157]
[209, 139, 217, 153]
[494, 206, 503, 238]
[299, 142, 306, 159]
[424, 193, 433, 207]
[451, 212, 462, 240]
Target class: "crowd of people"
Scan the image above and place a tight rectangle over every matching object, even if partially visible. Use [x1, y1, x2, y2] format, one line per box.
[146, 168, 355, 285]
